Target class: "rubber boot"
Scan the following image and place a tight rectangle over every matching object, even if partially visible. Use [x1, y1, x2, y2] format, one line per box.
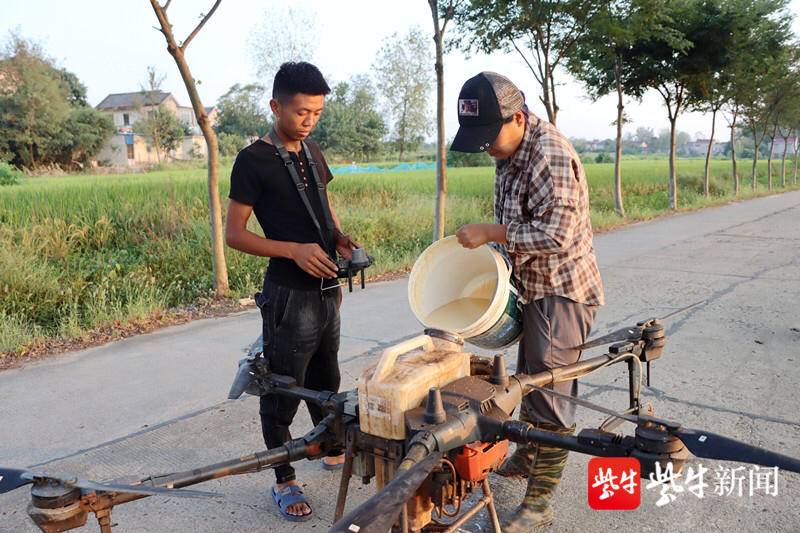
[502, 422, 575, 533]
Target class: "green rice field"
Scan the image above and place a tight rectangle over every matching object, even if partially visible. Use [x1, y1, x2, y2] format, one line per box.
[0, 157, 796, 354]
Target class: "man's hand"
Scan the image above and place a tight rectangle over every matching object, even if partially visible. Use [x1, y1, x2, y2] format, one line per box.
[334, 230, 360, 261]
[291, 243, 339, 279]
[455, 224, 507, 249]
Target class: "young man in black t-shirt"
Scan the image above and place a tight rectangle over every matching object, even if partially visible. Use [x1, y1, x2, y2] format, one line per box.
[225, 62, 358, 521]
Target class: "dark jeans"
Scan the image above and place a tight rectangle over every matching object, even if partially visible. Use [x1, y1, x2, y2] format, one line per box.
[257, 280, 342, 484]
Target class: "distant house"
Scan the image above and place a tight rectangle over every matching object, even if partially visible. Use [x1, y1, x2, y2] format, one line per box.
[586, 139, 603, 152]
[94, 90, 218, 166]
[682, 139, 727, 157]
[772, 136, 798, 154]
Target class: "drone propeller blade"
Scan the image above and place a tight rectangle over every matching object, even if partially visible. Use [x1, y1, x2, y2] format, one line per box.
[658, 299, 706, 321]
[673, 427, 800, 474]
[70, 478, 219, 498]
[575, 299, 707, 351]
[525, 383, 638, 425]
[0, 467, 33, 494]
[526, 385, 800, 474]
[330, 451, 443, 533]
[574, 325, 643, 351]
[1, 466, 217, 498]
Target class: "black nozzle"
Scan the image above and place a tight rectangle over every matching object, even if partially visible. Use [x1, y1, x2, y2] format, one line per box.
[490, 354, 509, 386]
[424, 387, 446, 425]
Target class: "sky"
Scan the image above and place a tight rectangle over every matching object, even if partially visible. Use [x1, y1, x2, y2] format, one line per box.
[2, 0, 800, 142]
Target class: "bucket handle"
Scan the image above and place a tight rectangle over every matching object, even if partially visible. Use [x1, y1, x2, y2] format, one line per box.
[373, 334, 434, 382]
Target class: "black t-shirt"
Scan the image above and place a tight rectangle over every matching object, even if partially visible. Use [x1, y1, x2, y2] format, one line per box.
[229, 138, 338, 290]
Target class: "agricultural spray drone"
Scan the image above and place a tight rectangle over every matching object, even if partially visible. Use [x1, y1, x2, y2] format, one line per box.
[2, 315, 799, 533]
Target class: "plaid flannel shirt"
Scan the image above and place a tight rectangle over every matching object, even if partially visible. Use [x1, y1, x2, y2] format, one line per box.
[495, 115, 604, 306]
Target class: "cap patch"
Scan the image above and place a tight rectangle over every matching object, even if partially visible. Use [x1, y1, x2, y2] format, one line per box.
[458, 99, 479, 117]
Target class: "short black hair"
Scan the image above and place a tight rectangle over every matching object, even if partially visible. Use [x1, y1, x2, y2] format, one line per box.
[272, 62, 331, 103]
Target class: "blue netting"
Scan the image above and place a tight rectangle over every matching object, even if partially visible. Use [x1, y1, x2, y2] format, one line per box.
[330, 162, 437, 174]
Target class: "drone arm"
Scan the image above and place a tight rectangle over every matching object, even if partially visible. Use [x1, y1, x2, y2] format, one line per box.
[143, 440, 307, 492]
[487, 418, 623, 458]
[513, 352, 624, 397]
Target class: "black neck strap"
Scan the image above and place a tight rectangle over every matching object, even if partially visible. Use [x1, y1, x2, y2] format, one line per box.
[269, 127, 336, 253]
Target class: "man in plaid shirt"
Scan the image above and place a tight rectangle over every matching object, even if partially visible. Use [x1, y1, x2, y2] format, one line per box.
[451, 72, 604, 532]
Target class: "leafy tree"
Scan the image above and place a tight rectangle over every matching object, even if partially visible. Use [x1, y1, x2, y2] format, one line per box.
[0, 34, 112, 169]
[685, 0, 745, 196]
[56, 107, 114, 167]
[217, 131, 246, 157]
[214, 83, 270, 138]
[373, 27, 432, 162]
[722, 0, 793, 193]
[453, 0, 602, 125]
[740, 42, 794, 190]
[622, 0, 731, 209]
[764, 49, 800, 190]
[569, 0, 681, 216]
[312, 76, 387, 161]
[133, 106, 185, 161]
[58, 69, 89, 107]
[248, 6, 317, 81]
[0, 35, 70, 168]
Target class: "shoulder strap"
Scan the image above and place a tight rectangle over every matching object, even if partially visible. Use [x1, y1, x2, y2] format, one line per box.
[268, 128, 335, 253]
[302, 141, 337, 240]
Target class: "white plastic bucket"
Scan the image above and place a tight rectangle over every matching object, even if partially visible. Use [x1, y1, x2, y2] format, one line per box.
[408, 236, 522, 349]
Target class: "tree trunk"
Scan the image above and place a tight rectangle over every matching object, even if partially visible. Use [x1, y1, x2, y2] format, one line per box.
[668, 117, 678, 209]
[767, 124, 776, 191]
[794, 132, 799, 185]
[780, 135, 789, 188]
[430, 0, 448, 242]
[535, 31, 557, 125]
[730, 111, 739, 195]
[547, 60, 558, 126]
[173, 49, 227, 296]
[153, 127, 162, 163]
[612, 59, 625, 217]
[150, 0, 228, 297]
[540, 60, 556, 125]
[399, 100, 408, 163]
[751, 142, 759, 191]
[704, 108, 717, 197]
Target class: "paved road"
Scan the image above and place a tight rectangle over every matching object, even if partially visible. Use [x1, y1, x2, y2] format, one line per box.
[2, 191, 800, 532]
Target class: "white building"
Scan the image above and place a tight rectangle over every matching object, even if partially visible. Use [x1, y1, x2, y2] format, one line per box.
[94, 91, 218, 166]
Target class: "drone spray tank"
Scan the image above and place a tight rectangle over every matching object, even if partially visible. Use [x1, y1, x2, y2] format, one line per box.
[357, 329, 468, 440]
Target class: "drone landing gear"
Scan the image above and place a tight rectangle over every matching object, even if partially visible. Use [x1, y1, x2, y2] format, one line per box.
[93, 508, 113, 533]
[333, 424, 504, 533]
[425, 478, 501, 533]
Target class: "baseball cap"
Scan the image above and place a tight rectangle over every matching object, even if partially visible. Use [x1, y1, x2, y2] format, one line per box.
[451, 72, 525, 153]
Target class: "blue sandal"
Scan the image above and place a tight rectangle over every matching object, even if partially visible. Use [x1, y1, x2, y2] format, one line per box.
[322, 455, 345, 471]
[272, 485, 312, 522]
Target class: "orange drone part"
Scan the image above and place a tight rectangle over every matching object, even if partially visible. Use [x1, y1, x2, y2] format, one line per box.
[454, 440, 509, 482]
